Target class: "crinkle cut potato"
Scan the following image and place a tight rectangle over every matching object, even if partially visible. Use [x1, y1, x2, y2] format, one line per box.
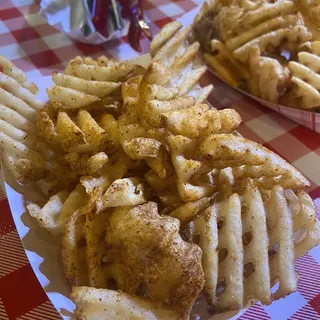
[0, 17, 319, 320]
[190, 0, 320, 111]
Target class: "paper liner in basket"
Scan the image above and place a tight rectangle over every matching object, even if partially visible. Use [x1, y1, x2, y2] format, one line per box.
[250, 95, 320, 132]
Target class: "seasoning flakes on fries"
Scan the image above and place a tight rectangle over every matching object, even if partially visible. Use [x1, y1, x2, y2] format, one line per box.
[0, 14, 320, 320]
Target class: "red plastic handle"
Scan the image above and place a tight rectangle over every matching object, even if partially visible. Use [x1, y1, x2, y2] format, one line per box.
[91, 0, 110, 38]
[119, 0, 152, 51]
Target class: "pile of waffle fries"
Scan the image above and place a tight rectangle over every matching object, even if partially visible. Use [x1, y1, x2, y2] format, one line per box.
[191, 0, 320, 110]
[0, 15, 319, 320]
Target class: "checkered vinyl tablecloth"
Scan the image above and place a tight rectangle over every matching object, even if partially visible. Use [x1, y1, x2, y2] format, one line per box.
[0, 0, 320, 319]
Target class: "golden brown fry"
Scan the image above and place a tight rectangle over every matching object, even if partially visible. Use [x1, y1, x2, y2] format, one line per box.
[204, 40, 249, 88]
[104, 202, 204, 317]
[288, 41, 320, 109]
[167, 135, 215, 202]
[0, 56, 46, 183]
[61, 210, 89, 287]
[71, 287, 181, 320]
[248, 54, 290, 104]
[200, 134, 310, 189]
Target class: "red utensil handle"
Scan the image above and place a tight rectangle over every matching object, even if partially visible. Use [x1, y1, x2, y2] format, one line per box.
[119, 0, 152, 51]
[91, 0, 110, 38]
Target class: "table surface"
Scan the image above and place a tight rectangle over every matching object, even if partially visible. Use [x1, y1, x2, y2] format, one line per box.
[0, 1, 320, 319]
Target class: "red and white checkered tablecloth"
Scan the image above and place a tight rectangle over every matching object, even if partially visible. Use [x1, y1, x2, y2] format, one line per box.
[0, 1, 320, 319]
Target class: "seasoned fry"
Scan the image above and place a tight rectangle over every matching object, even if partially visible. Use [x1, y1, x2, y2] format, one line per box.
[64, 56, 134, 81]
[85, 195, 111, 288]
[38, 108, 115, 153]
[162, 104, 241, 138]
[195, 193, 244, 311]
[248, 55, 290, 103]
[234, 26, 311, 64]
[193, 205, 219, 305]
[149, 22, 213, 108]
[28, 185, 88, 235]
[204, 40, 249, 87]
[0, 56, 38, 93]
[150, 21, 182, 56]
[97, 177, 149, 211]
[120, 122, 173, 179]
[144, 170, 182, 210]
[71, 287, 180, 320]
[169, 197, 213, 225]
[287, 41, 320, 109]
[287, 190, 320, 259]
[200, 134, 310, 189]
[0, 56, 46, 183]
[61, 210, 89, 287]
[104, 202, 204, 317]
[167, 135, 215, 202]
[0, 132, 45, 183]
[52, 72, 121, 98]
[265, 185, 297, 300]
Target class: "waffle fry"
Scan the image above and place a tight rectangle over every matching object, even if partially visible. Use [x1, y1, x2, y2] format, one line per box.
[200, 134, 310, 189]
[85, 198, 111, 288]
[0, 132, 46, 183]
[27, 184, 88, 235]
[36, 160, 79, 196]
[149, 22, 213, 102]
[287, 190, 320, 259]
[97, 177, 148, 211]
[139, 61, 211, 129]
[64, 56, 134, 82]
[65, 152, 108, 175]
[150, 21, 182, 56]
[27, 190, 70, 234]
[287, 41, 320, 109]
[167, 135, 215, 202]
[0, 56, 38, 94]
[248, 55, 290, 103]
[61, 210, 89, 287]
[234, 26, 312, 64]
[296, 0, 320, 29]
[265, 185, 297, 300]
[194, 193, 244, 312]
[103, 202, 204, 317]
[189, 183, 320, 312]
[144, 170, 182, 210]
[71, 287, 180, 320]
[240, 185, 271, 305]
[37, 108, 115, 153]
[193, 205, 218, 305]
[162, 103, 241, 138]
[80, 152, 132, 195]
[219, 1, 298, 51]
[0, 56, 46, 183]
[120, 123, 173, 179]
[204, 40, 249, 88]
[169, 197, 213, 225]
